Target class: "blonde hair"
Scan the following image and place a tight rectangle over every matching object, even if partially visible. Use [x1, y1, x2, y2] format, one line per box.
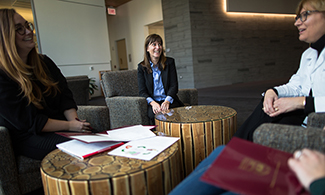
[296, 0, 325, 14]
[0, 8, 59, 109]
[140, 34, 166, 74]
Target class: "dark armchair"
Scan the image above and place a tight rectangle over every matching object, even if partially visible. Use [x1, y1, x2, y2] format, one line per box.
[66, 75, 89, 105]
[0, 105, 110, 195]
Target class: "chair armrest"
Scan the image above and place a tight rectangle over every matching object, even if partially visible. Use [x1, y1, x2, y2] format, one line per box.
[106, 96, 149, 129]
[177, 89, 198, 106]
[77, 106, 110, 132]
[307, 112, 325, 128]
[100, 80, 108, 97]
[253, 123, 325, 154]
[0, 126, 21, 195]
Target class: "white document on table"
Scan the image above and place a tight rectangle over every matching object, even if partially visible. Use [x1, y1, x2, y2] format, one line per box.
[105, 125, 156, 141]
[68, 134, 113, 143]
[108, 136, 179, 161]
[66, 125, 156, 143]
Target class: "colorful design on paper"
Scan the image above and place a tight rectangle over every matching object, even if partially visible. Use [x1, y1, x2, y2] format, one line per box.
[121, 145, 158, 156]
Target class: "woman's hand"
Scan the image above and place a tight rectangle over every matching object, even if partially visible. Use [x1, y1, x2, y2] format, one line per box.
[288, 149, 325, 191]
[268, 96, 305, 117]
[161, 100, 170, 111]
[262, 89, 278, 115]
[42, 118, 91, 132]
[263, 89, 305, 117]
[68, 118, 91, 132]
[150, 101, 161, 114]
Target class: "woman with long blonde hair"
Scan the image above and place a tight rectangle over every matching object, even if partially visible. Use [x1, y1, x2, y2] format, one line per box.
[0, 9, 91, 160]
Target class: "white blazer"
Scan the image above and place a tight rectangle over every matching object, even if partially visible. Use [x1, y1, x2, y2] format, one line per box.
[275, 46, 325, 113]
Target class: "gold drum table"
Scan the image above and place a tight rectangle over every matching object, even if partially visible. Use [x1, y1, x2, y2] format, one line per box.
[155, 105, 237, 177]
[40, 142, 181, 195]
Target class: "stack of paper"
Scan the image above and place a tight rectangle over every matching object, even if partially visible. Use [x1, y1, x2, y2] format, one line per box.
[105, 125, 157, 141]
[56, 125, 156, 143]
[56, 125, 179, 161]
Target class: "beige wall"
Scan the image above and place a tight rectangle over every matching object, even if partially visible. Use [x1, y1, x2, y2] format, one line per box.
[32, 0, 111, 97]
[107, 0, 163, 71]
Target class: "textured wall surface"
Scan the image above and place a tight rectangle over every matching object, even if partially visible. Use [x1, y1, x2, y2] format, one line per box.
[162, 0, 308, 89]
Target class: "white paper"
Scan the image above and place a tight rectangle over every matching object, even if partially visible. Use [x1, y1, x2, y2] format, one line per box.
[67, 125, 156, 143]
[105, 125, 156, 141]
[69, 134, 112, 143]
[108, 136, 179, 161]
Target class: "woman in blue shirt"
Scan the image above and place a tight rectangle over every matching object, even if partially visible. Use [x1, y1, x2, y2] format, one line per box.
[137, 34, 183, 125]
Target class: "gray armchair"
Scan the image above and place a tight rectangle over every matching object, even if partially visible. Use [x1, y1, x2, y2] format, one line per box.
[0, 105, 110, 195]
[101, 69, 198, 129]
[66, 75, 89, 105]
[253, 112, 325, 154]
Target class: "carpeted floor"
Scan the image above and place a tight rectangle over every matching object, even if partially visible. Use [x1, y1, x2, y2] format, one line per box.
[196, 78, 289, 127]
[88, 77, 290, 128]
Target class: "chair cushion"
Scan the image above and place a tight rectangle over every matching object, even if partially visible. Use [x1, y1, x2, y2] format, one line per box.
[106, 96, 149, 129]
[253, 123, 325, 153]
[101, 70, 138, 97]
[16, 156, 41, 174]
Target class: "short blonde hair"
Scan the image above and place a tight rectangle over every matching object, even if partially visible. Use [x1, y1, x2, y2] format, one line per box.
[296, 0, 325, 14]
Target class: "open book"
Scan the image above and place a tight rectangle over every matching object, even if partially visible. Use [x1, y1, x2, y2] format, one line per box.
[200, 137, 309, 195]
[56, 140, 123, 159]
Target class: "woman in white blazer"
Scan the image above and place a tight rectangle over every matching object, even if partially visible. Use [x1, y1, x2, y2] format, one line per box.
[235, 0, 325, 141]
[169, 1, 325, 194]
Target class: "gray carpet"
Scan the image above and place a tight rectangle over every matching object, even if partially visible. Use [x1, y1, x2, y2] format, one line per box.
[89, 77, 290, 128]
[197, 78, 289, 127]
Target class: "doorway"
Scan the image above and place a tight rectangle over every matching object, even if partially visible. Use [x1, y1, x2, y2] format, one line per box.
[116, 39, 128, 70]
[147, 21, 165, 49]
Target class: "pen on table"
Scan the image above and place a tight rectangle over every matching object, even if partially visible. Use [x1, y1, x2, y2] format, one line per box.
[75, 118, 96, 133]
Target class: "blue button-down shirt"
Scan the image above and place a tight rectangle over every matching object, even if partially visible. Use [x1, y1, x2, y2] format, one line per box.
[146, 62, 174, 105]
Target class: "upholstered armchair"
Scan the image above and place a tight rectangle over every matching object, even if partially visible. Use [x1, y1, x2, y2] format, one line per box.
[0, 106, 110, 195]
[101, 69, 198, 129]
[66, 75, 89, 105]
[253, 112, 325, 154]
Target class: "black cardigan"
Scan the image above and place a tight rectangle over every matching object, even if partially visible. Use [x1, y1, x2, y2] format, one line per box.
[0, 55, 77, 145]
[137, 57, 183, 106]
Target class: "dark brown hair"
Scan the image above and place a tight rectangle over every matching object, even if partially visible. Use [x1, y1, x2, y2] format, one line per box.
[140, 34, 166, 73]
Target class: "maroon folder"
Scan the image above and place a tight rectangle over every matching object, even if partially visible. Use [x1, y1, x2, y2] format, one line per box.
[200, 137, 309, 195]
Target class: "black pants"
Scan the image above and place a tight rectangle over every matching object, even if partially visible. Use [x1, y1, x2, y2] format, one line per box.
[147, 100, 183, 125]
[233, 99, 307, 141]
[15, 132, 70, 160]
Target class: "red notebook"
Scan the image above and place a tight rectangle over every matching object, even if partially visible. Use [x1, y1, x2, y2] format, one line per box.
[200, 137, 309, 195]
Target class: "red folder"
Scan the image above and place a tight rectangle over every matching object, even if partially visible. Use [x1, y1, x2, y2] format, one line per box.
[200, 137, 309, 195]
